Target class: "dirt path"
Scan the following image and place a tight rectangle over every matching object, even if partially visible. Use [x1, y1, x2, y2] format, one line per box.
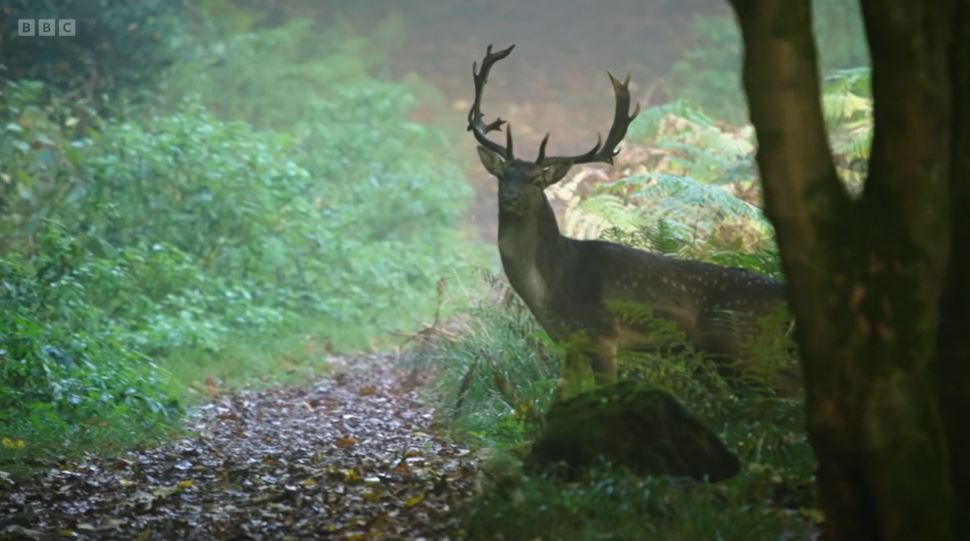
[0, 355, 478, 540]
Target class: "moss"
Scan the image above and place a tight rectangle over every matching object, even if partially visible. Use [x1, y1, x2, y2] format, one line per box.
[530, 381, 740, 481]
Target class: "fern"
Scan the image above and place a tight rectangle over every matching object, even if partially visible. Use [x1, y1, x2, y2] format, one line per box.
[625, 104, 756, 185]
[647, 219, 685, 255]
[627, 174, 768, 223]
[558, 88, 869, 274]
[657, 142, 747, 184]
[574, 194, 643, 232]
[824, 67, 872, 96]
[820, 69, 872, 195]
[626, 99, 716, 141]
[822, 92, 871, 124]
[705, 246, 784, 279]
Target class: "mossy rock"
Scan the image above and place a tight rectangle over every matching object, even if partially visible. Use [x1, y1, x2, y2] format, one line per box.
[530, 381, 740, 481]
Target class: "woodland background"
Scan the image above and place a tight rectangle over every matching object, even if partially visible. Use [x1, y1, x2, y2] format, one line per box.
[1, 1, 874, 538]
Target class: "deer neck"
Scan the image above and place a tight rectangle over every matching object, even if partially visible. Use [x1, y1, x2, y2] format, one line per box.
[497, 194, 563, 314]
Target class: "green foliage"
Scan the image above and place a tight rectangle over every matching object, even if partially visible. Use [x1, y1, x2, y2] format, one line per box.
[414, 275, 813, 540]
[157, 9, 401, 130]
[671, 0, 869, 123]
[153, 10, 477, 335]
[465, 464, 814, 541]
[409, 275, 559, 449]
[0, 80, 98, 246]
[567, 79, 870, 279]
[0, 229, 182, 463]
[598, 173, 764, 225]
[419, 85, 831, 538]
[670, 15, 746, 124]
[556, 98, 775, 269]
[625, 99, 718, 143]
[563, 172, 777, 275]
[79, 107, 312, 263]
[0, 0, 189, 98]
[823, 68, 873, 194]
[287, 84, 474, 331]
[0, 52, 472, 458]
[160, 20, 371, 126]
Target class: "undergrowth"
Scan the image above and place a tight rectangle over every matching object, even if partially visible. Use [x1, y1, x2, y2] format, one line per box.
[410, 274, 815, 540]
[407, 89, 862, 538]
[0, 6, 476, 466]
[410, 274, 560, 451]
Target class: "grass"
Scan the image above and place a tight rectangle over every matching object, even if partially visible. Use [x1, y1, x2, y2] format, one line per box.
[408, 272, 820, 540]
[164, 329, 335, 397]
[0, 328, 326, 477]
[466, 464, 814, 541]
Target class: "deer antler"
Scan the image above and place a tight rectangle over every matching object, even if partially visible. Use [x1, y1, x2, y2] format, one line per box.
[537, 73, 640, 166]
[468, 44, 516, 160]
[469, 45, 639, 166]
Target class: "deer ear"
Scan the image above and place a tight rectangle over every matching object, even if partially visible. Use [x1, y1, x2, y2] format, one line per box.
[540, 162, 572, 186]
[477, 146, 506, 176]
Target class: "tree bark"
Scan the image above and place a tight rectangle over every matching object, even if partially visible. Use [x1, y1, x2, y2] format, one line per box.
[727, 0, 963, 539]
[937, 0, 970, 534]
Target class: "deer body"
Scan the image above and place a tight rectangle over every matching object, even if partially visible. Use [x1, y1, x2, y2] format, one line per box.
[495, 167, 786, 378]
[469, 45, 787, 386]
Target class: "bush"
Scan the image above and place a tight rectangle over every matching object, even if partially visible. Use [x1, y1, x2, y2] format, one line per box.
[0, 230, 182, 462]
[408, 275, 560, 449]
[156, 10, 477, 336]
[0, 0, 189, 99]
[465, 465, 814, 541]
[0, 65, 474, 458]
[412, 275, 814, 540]
[157, 14, 399, 129]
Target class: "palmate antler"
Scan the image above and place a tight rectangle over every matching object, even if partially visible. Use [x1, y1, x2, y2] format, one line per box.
[467, 44, 640, 166]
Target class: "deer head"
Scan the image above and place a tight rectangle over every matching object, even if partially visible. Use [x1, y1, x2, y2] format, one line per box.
[468, 44, 640, 216]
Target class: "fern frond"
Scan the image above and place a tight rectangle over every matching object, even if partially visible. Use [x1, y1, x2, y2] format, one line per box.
[561, 194, 640, 240]
[628, 174, 768, 224]
[575, 195, 644, 232]
[647, 219, 687, 254]
[626, 99, 716, 141]
[824, 67, 871, 96]
[822, 92, 871, 123]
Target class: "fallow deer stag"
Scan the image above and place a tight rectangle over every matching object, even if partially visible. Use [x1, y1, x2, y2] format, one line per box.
[468, 44, 790, 393]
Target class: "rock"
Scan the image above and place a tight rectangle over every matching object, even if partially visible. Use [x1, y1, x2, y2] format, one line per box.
[529, 381, 740, 481]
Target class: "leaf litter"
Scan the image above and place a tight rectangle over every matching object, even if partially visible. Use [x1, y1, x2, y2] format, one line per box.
[0, 354, 478, 540]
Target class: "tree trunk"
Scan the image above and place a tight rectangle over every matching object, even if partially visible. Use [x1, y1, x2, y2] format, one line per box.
[937, 0, 970, 534]
[727, 0, 967, 539]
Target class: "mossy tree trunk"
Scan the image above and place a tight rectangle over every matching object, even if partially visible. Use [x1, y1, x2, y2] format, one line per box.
[936, 0, 970, 535]
[726, 0, 969, 539]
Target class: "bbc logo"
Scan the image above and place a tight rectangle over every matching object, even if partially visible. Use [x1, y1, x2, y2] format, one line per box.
[18, 19, 76, 37]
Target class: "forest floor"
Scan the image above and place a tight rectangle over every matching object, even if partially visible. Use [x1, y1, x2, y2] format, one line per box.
[0, 355, 478, 540]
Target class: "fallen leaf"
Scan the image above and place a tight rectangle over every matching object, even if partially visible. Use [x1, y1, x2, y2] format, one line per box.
[335, 436, 356, 449]
[343, 468, 363, 483]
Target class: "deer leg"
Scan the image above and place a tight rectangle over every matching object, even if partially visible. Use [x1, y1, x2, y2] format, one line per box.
[554, 332, 619, 400]
[589, 338, 618, 385]
[554, 348, 591, 401]
[553, 331, 600, 400]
